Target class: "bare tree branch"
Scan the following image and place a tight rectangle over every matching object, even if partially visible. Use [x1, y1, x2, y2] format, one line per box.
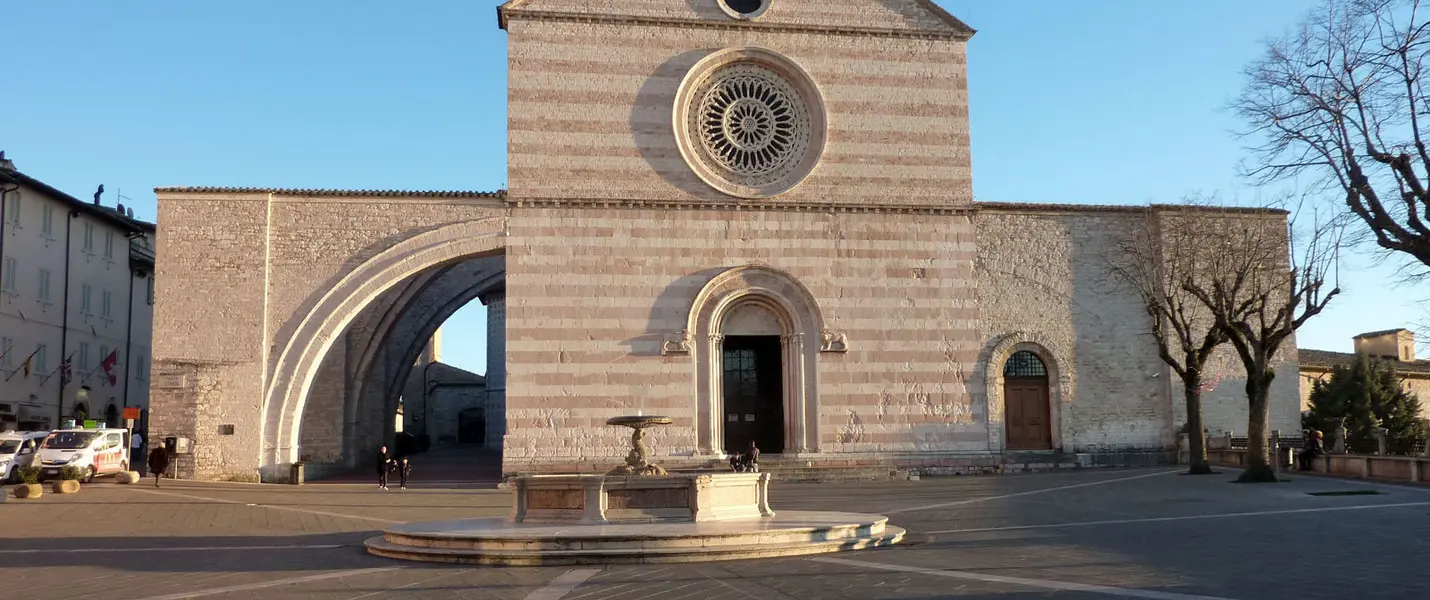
[1235, 0, 1430, 272]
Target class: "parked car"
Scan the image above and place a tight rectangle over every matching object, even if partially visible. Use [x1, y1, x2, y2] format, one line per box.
[0, 431, 50, 483]
[35, 428, 130, 482]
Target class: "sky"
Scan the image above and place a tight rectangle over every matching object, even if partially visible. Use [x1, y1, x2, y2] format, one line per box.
[4, 0, 1428, 375]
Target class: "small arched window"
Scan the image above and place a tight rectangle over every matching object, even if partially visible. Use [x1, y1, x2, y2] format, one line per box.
[1003, 350, 1047, 378]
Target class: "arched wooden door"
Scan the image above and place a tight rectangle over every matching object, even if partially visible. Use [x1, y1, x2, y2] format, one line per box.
[1003, 351, 1052, 450]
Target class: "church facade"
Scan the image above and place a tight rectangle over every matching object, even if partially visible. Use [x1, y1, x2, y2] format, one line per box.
[148, 0, 1301, 481]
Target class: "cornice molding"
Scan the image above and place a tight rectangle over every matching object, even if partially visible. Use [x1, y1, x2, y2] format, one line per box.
[500, 10, 974, 42]
[506, 197, 977, 216]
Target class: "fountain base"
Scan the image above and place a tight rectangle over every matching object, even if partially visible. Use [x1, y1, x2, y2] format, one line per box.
[364, 511, 904, 566]
[511, 472, 772, 524]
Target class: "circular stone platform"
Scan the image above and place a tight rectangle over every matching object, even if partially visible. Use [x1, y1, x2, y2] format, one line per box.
[364, 511, 904, 565]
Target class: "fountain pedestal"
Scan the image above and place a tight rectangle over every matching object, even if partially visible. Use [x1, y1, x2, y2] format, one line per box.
[510, 472, 774, 524]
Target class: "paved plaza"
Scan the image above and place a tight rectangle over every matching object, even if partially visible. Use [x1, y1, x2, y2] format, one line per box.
[3, 467, 1428, 599]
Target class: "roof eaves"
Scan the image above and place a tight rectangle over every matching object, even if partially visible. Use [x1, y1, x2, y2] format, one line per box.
[0, 169, 150, 234]
[153, 186, 507, 199]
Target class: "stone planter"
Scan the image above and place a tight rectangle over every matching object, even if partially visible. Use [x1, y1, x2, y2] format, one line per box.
[12, 483, 44, 499]
[51, 479, 81, 494]
[116, 471, 140, 485]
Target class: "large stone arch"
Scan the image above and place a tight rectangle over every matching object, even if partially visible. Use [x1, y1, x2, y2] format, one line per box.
[982, 331, 1073, 453]
[685, 265, 827, 456]
[262, 218, 506, 473]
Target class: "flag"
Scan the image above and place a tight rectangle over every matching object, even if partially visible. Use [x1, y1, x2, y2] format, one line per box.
[101, 349, 119, 387]
[22, 356, 31, 378]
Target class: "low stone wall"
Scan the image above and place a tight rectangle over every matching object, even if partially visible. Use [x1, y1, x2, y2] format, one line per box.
[1208, 449, 1430, 484]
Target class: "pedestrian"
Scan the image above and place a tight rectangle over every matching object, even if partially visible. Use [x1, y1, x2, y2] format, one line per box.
[147, 446, 169, 488]
[130, 431, 145, 473]
[397, 455, 411, 490]
[376, 445, 392, 490]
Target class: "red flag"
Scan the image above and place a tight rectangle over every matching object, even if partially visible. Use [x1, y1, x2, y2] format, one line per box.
[101, 349, 119, 387]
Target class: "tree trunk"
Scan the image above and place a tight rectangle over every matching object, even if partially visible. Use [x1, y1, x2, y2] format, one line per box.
[1183, 380, 1213, 475]
[1238, 373, 1278, 483]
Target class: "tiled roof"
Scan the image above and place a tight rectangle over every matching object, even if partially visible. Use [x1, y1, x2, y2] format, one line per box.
[153, 187, 506, 198]
[1, 168, 156, 234]
[974, 201, 1288, 215]
[1353, 328, 1409, 339]
[1299, 349, 1430, 375]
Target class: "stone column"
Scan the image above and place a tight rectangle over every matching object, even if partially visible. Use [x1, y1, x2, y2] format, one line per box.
[780, 333, 806, 454]
[1375, 427, 1389, 456]
[480, 289, 506, 451]
[707, 333, 725, 455]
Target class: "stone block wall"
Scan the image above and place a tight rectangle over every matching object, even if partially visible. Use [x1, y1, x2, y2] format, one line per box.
[502, 205, 980, 472]
[149, 192, 270, 480]
[976, 207, 1170, 451]
[504, 18, 971, 207]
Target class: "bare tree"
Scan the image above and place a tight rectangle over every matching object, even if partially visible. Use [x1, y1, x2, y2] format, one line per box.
[1235, 0, 1430, 273]
[1103, 201, 1245, 475]
[1183, 206, 1344, 482]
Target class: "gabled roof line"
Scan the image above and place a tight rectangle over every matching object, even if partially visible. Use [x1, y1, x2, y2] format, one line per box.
[498, 0, 975, 40]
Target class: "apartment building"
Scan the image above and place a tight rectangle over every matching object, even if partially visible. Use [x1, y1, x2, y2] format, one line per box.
[0, 152, 156, 432]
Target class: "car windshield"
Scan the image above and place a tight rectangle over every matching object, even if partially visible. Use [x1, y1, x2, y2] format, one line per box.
[0, 440, 19, 454]
[43, 432, 100, 450]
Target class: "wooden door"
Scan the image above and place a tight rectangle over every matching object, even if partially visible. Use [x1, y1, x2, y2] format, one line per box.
[1005, 378, 1051, 450]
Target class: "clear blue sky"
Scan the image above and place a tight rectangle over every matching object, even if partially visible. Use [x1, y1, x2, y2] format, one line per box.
[4, 0, 1426, 374]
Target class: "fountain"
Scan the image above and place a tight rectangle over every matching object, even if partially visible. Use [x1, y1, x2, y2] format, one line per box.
[605, 415, 672, 476]
[364, 414, 904, 565]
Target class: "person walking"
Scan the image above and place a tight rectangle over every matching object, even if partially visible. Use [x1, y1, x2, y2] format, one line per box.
[397, 455, 411, 490]
[376, 445, 392, 490]
[147, 446, 169, 488]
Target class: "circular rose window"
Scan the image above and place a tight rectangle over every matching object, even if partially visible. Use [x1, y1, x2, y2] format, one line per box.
[673, 48, 826, 198]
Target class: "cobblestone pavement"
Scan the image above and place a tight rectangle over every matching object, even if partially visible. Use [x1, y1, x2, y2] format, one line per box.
[3, 467, 1428, 599]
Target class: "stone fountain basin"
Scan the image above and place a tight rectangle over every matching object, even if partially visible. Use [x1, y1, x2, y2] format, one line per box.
[510, 472, 774, 524]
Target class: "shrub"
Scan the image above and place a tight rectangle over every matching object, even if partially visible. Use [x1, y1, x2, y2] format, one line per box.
[59, 466, 86, 481]
[17, 466, 40, 485]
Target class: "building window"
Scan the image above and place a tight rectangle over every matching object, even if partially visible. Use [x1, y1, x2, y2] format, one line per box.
[103, 231, 115, 260]
[99, 345, 108, 369]
[35, 343, 47, 374]
[78, 342, 90, 372]
[1003, 351, 1048, 377]
[41, 204, 53, 237]
[146, 276, 154, 305]
[1, 257, 16, 292]
[0, 336, 12, 368]
[82, 221, 94, 253]
[37, 268, 51, 303]
[135, 354, 147, 381]
[101, 290, 113, 319]
[80, 283, 92, 314]
[3, 193, 18, 226]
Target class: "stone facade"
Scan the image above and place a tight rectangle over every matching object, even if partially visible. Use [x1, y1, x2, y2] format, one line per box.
[146, 1, 1304, 480]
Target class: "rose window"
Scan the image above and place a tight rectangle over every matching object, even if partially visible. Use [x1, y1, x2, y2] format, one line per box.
[688, 64, 811, 190]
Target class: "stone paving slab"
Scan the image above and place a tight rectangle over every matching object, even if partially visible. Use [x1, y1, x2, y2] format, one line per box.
[4, 468, 1429, 599]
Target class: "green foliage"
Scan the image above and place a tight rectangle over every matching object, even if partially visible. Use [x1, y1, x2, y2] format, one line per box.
[1303, 353, 1428, 454]
[17, 466, 40, 485]
[59, 466, 86, 481]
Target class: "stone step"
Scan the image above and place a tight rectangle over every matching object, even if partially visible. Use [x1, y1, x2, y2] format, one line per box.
[364, 511, 902, 566]
[365, 526, 905, 566]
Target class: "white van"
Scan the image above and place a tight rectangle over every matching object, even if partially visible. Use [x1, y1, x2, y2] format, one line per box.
[0, 431, 50, 483]
[35, 428, 130, 482]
